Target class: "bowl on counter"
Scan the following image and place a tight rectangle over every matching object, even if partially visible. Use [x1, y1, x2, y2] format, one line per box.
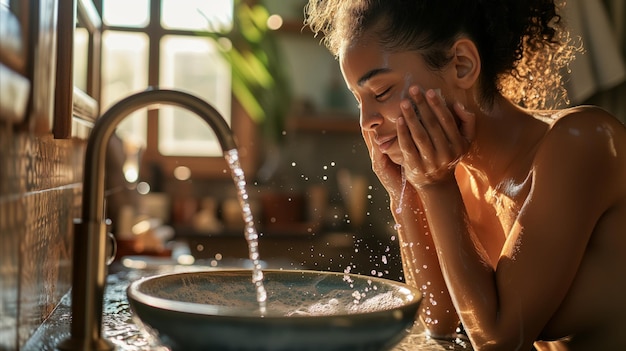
[127, 269, 421, 351]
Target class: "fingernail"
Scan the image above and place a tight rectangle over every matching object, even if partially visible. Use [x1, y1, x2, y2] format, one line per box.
[457, 102, 465, 110]
[427, 89, 437, 99]
[401, 101, 411, 109]
[397, 116, 405, 125]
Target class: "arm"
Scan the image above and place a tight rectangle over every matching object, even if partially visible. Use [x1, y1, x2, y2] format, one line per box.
[407, 97, 621, 349]
[362, 130, 460, 337]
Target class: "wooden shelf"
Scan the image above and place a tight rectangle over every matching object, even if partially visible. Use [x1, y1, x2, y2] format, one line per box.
[288, 112, 360, 133]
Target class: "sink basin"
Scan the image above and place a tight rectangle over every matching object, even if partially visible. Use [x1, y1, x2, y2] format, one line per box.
[127, 269, 421, 350]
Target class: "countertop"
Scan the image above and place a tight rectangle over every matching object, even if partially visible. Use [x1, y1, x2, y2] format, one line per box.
[23, 262, 471, 350]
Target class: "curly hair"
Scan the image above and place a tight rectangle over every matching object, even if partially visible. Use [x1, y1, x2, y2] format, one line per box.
[305, 0, 579, 110]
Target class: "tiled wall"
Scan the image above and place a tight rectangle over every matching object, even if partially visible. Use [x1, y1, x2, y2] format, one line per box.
[0, 126, 85, 350]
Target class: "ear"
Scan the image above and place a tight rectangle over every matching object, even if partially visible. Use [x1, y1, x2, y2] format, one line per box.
[450, 38, 481, 90]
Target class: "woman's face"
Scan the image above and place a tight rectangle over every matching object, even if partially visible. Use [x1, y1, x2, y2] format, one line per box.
[340, 36, 451, 165]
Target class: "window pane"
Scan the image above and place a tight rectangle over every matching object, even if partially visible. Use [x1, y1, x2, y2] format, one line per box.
[73, 28, 89, 91]
[103, 0, 150, 28]
[101, 31, 149, 145]
[161, 0, 233, 32]
[158, 35, 231, 157]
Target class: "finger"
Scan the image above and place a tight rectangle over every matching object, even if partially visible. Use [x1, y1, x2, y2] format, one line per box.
[453, 102, 476, 142]
[363, 130, 394, 170]
[410, 87, 448, 154]
[363, 130, 385, 167]
[425, 89, 467, 157]
[399, 100, 433, 167]
[416, 89, 462, 164]
[397, 116, 428, 173]
[363, 129, 404, 192]
[425, 89, 459, 141]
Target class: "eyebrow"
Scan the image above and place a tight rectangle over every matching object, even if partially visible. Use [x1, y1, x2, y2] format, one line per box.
[357, 68, 392, 87]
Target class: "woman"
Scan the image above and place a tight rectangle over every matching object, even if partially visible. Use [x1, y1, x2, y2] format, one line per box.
[306, 1, 626, 350]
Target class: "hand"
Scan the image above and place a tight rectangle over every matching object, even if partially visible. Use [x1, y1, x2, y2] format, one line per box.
[398, 86, 475, 189]
[362, 129, 406, 202]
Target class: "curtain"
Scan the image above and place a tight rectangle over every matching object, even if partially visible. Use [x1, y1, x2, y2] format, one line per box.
[563, 0, 626, 123]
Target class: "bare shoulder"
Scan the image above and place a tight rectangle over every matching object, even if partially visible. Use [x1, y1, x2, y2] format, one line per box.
[537, 105, 626, 161]
[547, 105, 626, 139]
[532, 105, 626, 202]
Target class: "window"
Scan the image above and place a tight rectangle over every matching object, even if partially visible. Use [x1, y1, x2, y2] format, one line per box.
[100, 0, 233, 157]
[101, 31, 149, 143]
[158, 35, 230, 156]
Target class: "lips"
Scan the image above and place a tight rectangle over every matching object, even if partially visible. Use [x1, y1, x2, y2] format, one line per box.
[376, 136, 397, 152]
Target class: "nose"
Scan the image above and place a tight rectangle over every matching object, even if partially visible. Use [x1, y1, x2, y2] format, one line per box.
[359, 103, 384, 131]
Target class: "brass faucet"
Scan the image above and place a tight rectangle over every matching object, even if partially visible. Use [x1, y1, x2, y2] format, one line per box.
[57, 88, 237, 350]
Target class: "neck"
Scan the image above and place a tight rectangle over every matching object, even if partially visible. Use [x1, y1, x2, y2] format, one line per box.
[461, 94, 539, 177]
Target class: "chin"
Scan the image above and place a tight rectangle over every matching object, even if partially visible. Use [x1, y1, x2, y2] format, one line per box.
[386, 151, 404, 166]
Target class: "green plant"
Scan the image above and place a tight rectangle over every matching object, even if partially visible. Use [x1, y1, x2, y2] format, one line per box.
[201, 0, 292, 144]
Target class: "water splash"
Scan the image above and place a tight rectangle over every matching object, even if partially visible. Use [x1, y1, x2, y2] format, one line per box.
[225, 149, 267, 314]
[393, 167, 408, 231]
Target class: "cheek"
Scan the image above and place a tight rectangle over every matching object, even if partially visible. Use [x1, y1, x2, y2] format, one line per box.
[387, 112, 401, 124]
[360, 99, 402, 125]
[381, 100, 403, 124]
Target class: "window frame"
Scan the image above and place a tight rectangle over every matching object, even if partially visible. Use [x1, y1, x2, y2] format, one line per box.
[97, 0, 258, 179]
[53, 0, 102, 138]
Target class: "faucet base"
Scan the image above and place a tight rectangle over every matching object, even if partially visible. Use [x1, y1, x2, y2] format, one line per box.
[57, 337, 115, 351]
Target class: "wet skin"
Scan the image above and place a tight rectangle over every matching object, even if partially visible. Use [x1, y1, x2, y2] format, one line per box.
[340, 34, 626, 350]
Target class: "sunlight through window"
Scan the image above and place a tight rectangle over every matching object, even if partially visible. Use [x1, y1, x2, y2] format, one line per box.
[101, 0, 234, 157]
[162, 0, 233, 32]
[103, 0, 150, 27]
[158, 35, 230, 156]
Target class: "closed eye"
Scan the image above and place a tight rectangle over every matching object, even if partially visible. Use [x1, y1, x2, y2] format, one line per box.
[375, 87, 392, 100]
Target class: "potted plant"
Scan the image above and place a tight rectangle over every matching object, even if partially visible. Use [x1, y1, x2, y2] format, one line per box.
[202, 0, 293, 180]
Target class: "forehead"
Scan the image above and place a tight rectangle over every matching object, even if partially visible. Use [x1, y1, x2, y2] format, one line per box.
[339, 37, 389, 77]
[339, 37, 423, 86]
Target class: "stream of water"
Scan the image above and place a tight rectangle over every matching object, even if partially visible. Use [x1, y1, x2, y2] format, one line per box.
[225, 149, 268, 314]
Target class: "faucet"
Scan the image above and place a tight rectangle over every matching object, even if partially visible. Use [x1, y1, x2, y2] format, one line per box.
[57, 88, 237, 350]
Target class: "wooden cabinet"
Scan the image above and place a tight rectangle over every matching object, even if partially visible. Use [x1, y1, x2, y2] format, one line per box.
[0, 1, 31, 123]
[0, 0, 101, 136]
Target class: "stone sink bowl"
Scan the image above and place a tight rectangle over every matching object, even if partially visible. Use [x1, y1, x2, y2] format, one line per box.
[127, 269, 421, 350]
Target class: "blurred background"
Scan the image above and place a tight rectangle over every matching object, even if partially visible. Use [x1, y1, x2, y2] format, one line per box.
[1, 0, 625, 349]
[74, 0, 626, 278]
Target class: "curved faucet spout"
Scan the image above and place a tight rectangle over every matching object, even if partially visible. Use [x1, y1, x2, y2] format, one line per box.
[85, 88, 237, 225]
[58, 88, 237, 350]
